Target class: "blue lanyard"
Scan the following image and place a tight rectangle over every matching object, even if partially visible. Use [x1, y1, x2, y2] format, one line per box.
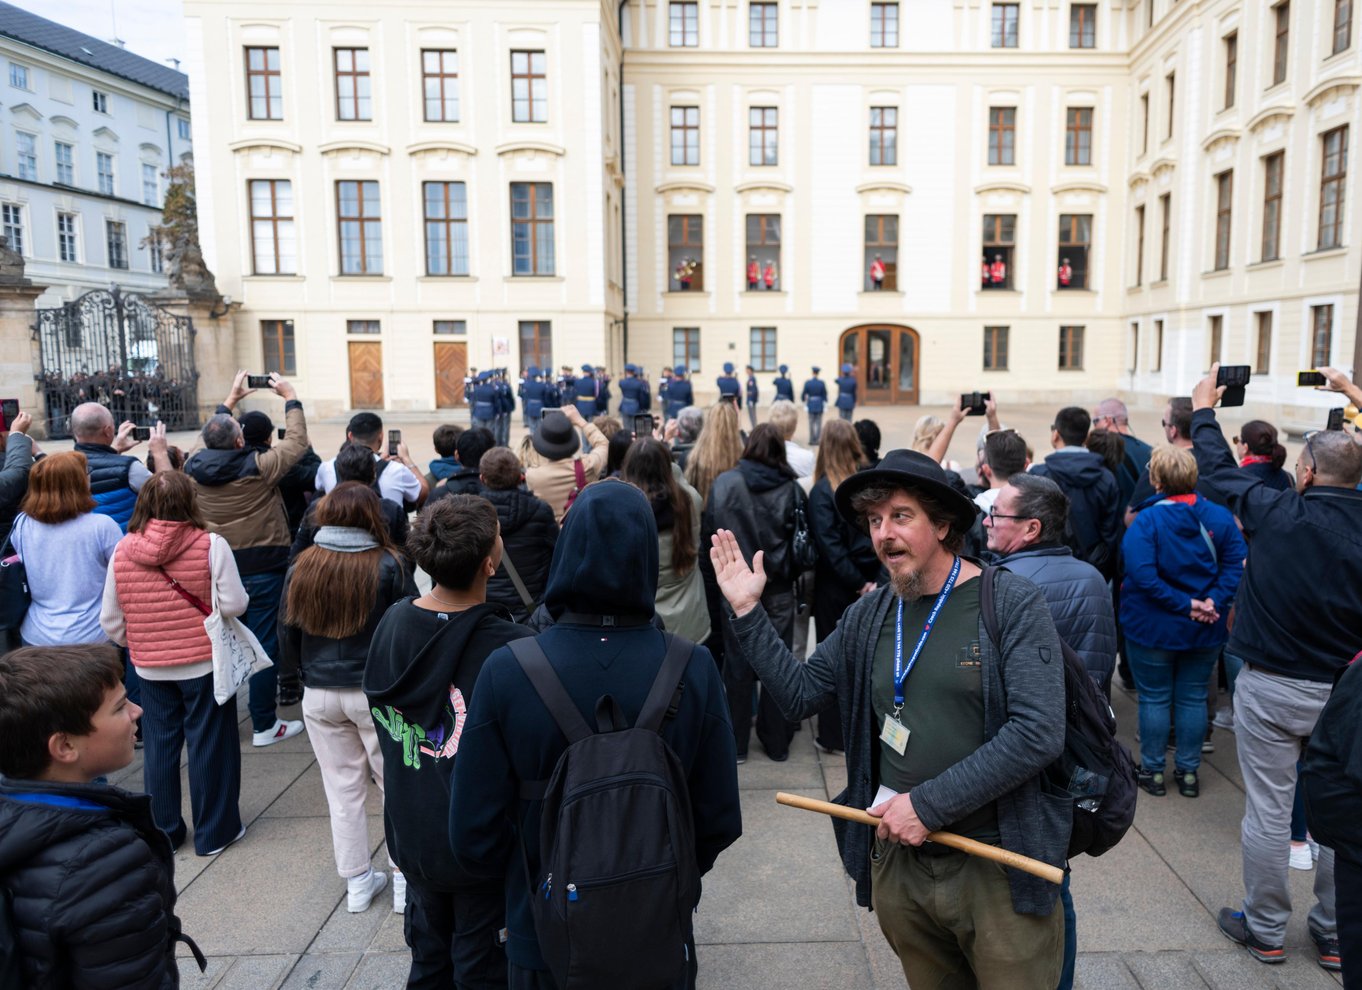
[892, 556, 961, 713]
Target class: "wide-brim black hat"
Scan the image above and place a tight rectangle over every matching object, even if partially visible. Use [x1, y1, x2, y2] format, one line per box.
[834, 448, 979, 533]
[532, 411, 581, 460]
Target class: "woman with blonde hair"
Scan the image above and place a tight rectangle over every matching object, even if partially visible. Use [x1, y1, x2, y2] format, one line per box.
[684, 400, 744, 504]
[281, 481, 416, 912]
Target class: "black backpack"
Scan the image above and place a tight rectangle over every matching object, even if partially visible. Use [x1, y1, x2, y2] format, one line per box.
[979, 566, 1137, 858]
[509, 634, 699, 990]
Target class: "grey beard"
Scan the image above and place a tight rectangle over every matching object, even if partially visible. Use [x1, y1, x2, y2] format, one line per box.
[891, 568, 926, 602]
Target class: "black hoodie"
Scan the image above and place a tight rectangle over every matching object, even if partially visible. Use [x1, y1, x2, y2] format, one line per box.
[363, 600, 532, 890]
[481, 487, 559, 622]
[1030, 448, 1122, 577]
[702, 458, 801, 584]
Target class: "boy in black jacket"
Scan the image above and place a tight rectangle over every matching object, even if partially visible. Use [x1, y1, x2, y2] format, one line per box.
[365, 494, 533, 989]
[0, 644, 202, 989]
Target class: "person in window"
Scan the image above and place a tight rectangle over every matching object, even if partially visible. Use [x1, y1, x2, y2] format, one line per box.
[747, 255, 759, 290]
[869, 254, 886, 290]
[1058, 257, 1073, 288]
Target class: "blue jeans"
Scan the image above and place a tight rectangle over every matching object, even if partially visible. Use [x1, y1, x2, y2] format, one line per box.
[240, 567, 285, 732]
[1058, 873, 1075, 990]
[1126, 642, 1221, 774]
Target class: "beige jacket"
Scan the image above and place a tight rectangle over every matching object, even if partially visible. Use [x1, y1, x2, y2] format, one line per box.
[525, 423, 608, 524]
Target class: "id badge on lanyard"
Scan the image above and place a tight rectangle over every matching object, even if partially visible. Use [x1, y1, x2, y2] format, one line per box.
[880, 556, 961, 756]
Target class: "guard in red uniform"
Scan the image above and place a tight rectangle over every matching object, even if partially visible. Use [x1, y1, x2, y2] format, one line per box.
[989, 254, 1007, 286]
[869, 255, 886, 291]
[1058, 257, 1073, 288]
[763, 260, 777, 290]
[747, 256, 760, 290]
[981, 259, 990, 287]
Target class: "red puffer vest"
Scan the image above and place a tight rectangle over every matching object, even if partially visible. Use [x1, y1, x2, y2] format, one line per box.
[113, 520, 213, 667]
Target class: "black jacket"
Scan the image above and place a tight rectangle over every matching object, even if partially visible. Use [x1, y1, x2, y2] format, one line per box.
[281, 552, 417, 689]
[482, 487, 559, 622]
[1030, 449, 1122, 578]
[0, 776, 197, 989]
[703, 459, 801, 585]
[364, 600, 532, 891]
[290, 497, 409, 563]
[428, 469, 483, 502]
[808, 476, 879, 594]
[0, 432, 33, 540]
[275, 446, 321, 537]
[1303, 658, 1362, 864]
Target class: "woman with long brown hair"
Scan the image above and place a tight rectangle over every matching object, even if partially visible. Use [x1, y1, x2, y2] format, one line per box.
[101, 470, 250, 855]
[683, 400, 744, 505]
[622, 438, 710, 642]
[281, 482, 416, 913]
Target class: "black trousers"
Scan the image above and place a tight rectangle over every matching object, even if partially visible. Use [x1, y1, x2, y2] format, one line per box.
[722, 585, 797, 759]
[1338, 854, 1362, 990]
[507, 935, 698, 990]
[403, 879, 507, 990]
[812, 577, 859, 752]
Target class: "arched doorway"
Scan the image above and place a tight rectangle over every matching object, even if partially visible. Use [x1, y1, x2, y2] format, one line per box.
[838, 325, 919, 405]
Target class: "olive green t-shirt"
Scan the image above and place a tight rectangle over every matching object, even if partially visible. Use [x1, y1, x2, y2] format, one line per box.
[871, 578, 999, 843]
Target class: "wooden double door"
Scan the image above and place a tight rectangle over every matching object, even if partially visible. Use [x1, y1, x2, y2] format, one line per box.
[348, 341, 468, 409]
[434, 342, 467, 407]
[838, 325, 920, 405]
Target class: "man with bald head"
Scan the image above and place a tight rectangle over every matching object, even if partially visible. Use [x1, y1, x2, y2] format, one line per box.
[70, 401, 170, 533]
[1091, 397, 1152, 506]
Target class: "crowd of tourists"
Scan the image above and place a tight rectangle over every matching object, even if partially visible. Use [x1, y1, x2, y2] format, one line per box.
[0, 360, 1360, 990]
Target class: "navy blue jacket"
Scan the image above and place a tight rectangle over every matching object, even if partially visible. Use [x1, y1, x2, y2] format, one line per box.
[471, 381, 498, 421]
[75, 442, 139, 532]
[1114, 433, 1154, 506]
[746, 375, 759, 405]
[666, 378, 694, 418]
[618, 376, 647, 417]
[448, 483, 742, 972]
[772, 375, 795, 402]
[801, 378, 827, 413]
[522, 380, 548, 418]
[1120, 493, 1246, 651]
[716, 375, 742, 407]
[834, 375, 857, 411]
[1030, 449, 1122, 578]
[573, 376, 598, 419]
[497, 381, 515, 416]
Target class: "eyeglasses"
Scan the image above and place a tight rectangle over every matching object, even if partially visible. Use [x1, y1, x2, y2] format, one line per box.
[986, 506, 1031, 523]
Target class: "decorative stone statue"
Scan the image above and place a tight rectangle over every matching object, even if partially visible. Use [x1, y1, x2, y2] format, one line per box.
[0, 235, 29, 285]
[164, 232, 219, 298]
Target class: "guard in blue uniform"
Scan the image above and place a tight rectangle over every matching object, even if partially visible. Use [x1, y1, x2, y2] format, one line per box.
[716, 362, 742, 410]
[801, 366, 827, 445]
[518, 369, 533, 428]
[522, 366, 548, 435]
[658, 367, 673, 417]
[744, 365, 759, 430]
[470, 371, 497, 431]
[542, 369, 562, 411]
[773, 364, 795, 403]
[497, 369, 516, 446]
[464, 367, 478, 406]
[573, 364, 598, 420]
[595, 366, 612, 416]
[834, 362, 857, 422]
[618, 364, 647, 421]
[666, 367, 694, 420]
[636, 368, 651, 413]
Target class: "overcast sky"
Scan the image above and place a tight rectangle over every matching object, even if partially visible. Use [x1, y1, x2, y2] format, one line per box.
[9, 0, 187, 71]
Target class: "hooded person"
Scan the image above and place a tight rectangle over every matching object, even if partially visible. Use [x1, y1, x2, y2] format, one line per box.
[1029, 406, 1122, 579]
[362, 494, 533, 988]
[448, 480, 743, 988]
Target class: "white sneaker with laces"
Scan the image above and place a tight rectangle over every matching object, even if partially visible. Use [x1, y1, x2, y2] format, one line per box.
[392, 871, 407, 914]
[252, 718, 304, 747]
[1289, 842, 1314, 871]
[347, 869, 388, 913]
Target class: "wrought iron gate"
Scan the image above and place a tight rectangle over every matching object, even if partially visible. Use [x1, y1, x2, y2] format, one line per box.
[33, 287, 198, 438]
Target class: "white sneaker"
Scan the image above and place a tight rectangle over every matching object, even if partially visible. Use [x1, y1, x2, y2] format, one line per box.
[1289, 842, 1314, 871]
[252, 718, 304, 747]
[392, 871, 407, 914]
[1212, 707, 1236, 732]
[346, 868, 388, 913]
[201, 824, 246, 857]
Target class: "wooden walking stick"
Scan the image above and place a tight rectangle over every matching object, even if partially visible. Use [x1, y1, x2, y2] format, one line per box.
[775, 792, 1065, 886]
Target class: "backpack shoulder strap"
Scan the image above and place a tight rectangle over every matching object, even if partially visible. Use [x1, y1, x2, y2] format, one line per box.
[636, 634, 693, 733]
[979, 565, 1002, 652]
[508, 638, 593, 744]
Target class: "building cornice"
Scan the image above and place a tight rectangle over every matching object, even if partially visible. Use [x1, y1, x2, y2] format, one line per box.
[318, 140, 391, 156]
[8, 102, 41, 122]
[656, 179, 715, 193]
[1052, 180, 1108, 195]
[1244, 104, 1295, 133]
[735, 180, 793, 194]
[1200, 128, 1240, 152]
[228, 138, 303, 155]
[973, 180, 1031, 195]
[1301, 75, 1362, 109]
[1148, 156, 1176, 177]
[407, 140, 478, 157]
[856, 181, 912, 194]
[495, 140, 566, 157]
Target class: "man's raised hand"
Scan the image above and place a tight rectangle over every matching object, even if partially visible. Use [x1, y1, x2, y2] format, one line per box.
[709, 529, 766, 618]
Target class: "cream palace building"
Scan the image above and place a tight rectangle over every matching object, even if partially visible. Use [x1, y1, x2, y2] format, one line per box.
[183, 0, 1359, 422]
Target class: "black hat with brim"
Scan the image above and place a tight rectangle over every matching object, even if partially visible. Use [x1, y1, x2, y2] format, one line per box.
[532, 411, 581, 460]
[834, 448, 979, 533]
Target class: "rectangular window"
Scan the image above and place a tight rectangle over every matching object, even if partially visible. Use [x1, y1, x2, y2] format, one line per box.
[147, 227, 163, 274]
[423, 181, 469, 276]
[750, 327, 778, 372]
[15, 133, 35, 181]
[992, 3, 1019, 47]
[519, 321, 553, 371]
[871, 3, 899, 47]
[988, 107, 1015, 165]
[9, 63, 28, 89]
[177, 118, 191, 140]
[1065, 108, 1093, 165]
[510, 182, 554, 276]
[869, 107, 897, 165]
[92, 90, 108, 113]
[1223, 32, 1237, 110]
[1311, 304, 1334, 367]
[55, 142, 73, 184]
[262, 319, 296, 375]
[57, 212, 78, 262]
[981, 213, 1015, 289]
[749, 3, 778, 46]
[1261, 152, 1283, 262]
[1208, 314, 1223, 366]
[745, 214, 781, 290]
[1134, 204, 1146, 285]
[347, 320, 381, 335]
[1319, 125, 1348, 250]
[336, 180, 382, 275]
[142, 163, 159, 206]
[434, 319, 466, 335]
[1272, 3, 1289, 86]
[1, 204, 22, 256]
[1214, 170, 1233, 271]
[983, 326, 1009, 370]
[1057, 214, 1091, 289]
[421, 50, 460, 122]
[668, 214, 704, 291]
[1153, 319, 1164, 372]
[106, 220, 127, 269]
[1129, 321, 1140, 371]
[1069, 4, 1096, 48]
[250, 179, 296, 275]
[670, 106, 699, 166]
[1159, 193, 1171, 281]
[749, 107, 778, 166]
[1335, 0, 1353, 54]
[1254, 311, 1273, 374]
[1140, 93, 1149, 155]
[673, 328, 701, 374]
[670, 2, 699, 46]
[1058, 325, 1084, 370]
[511, 50, 547, 123]
[96, 152, 114, 195]
[334, 48, 372, 121]
[1165, 72, 1175, 140]
[245, 47, 282, 120]
[865, 214, 898, 290]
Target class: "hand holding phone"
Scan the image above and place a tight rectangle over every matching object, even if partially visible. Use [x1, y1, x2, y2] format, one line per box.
[0, 398, 17, 430]
[1215, 365, 1251, 407]
[1327, 408, 1346, 431]
[1298, 371, 1327, 387]
[960, 391, 990, 416]
[132, 426, 152, 442]
[388, 429, 401, 457]
[246, 374, 272, 389]
[277, 427, 287, 440]
[633, 414, 655, 437]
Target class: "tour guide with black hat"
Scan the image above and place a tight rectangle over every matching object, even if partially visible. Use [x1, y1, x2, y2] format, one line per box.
[712, 448, 1070, 988]
[524, 404, 608, 525]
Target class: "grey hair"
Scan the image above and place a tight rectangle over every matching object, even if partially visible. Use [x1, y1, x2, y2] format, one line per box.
[1095, 398, 1130, 426]
[69, 402, 113, 440]
[676, 405, 704, 443]
[1308, 429, 1362, 486]
[768, 399, 799, 439]
[202, 413, 243, 450]
[1008, 473, 1070, 545]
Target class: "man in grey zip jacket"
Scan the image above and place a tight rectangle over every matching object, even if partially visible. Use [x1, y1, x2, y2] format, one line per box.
[713, 448, 1070, 989]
